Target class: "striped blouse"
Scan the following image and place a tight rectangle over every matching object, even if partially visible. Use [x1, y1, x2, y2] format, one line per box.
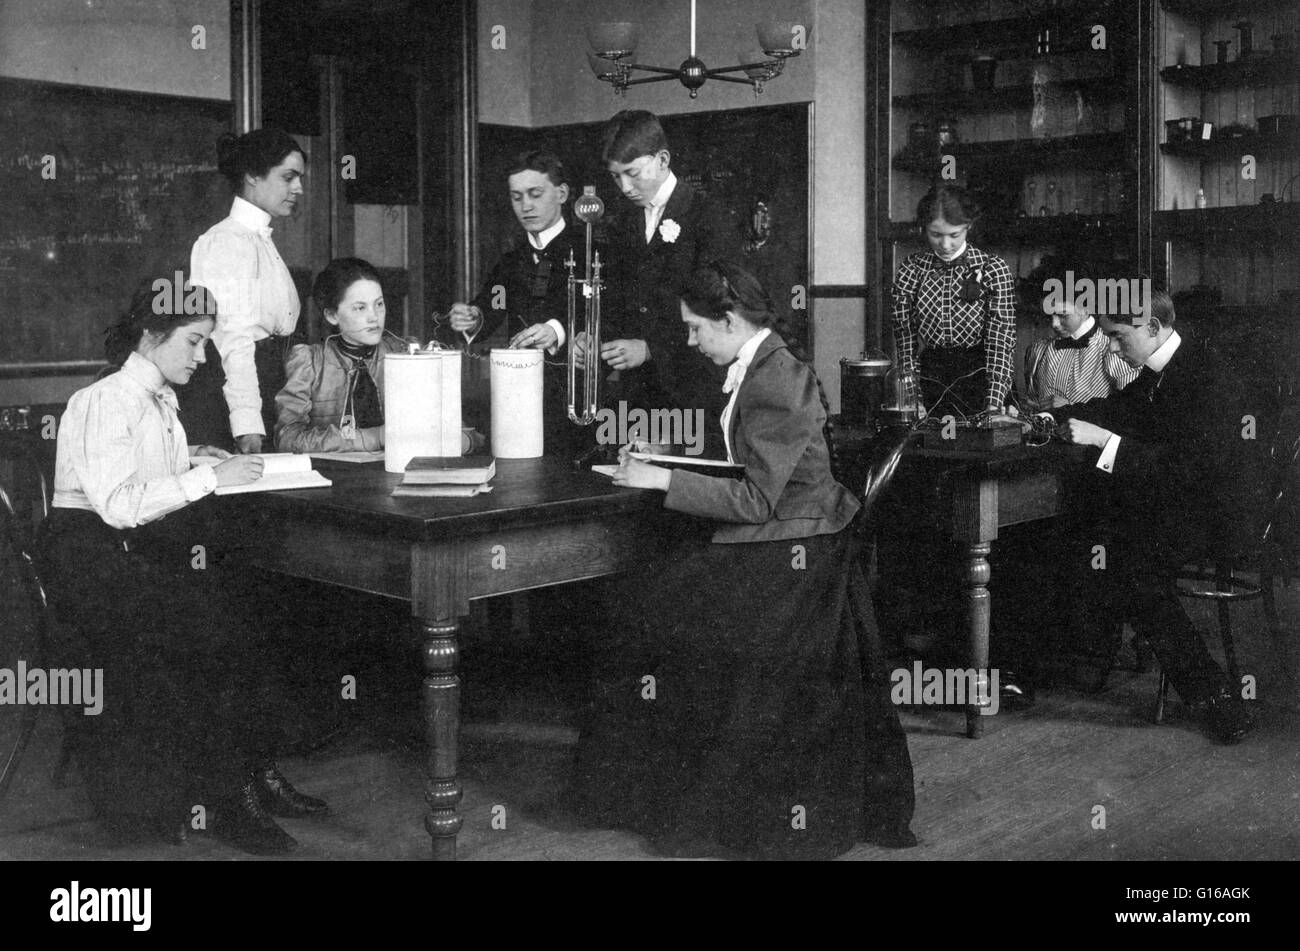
[1022, 320, 1140, 411]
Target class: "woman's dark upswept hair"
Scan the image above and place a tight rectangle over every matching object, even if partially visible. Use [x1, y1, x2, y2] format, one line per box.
[915, 183, 981, 228]
[312, 257, 384, 316]
[216, 128, 304, 193]
[680, 260, 840, 477]
[104, 276, 217, 367]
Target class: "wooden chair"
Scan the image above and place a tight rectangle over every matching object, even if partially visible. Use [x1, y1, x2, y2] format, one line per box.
[858, 427, 910, 524]
[1156, 386, 1300, 721]
[0, 482, 52, 802]
[0, 433, 77, 803]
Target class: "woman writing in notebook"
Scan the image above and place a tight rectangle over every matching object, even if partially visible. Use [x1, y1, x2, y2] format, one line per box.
[891, 184, 1016, 419]
[37, 279, 327, 855]
[275, 257, 409, 453]
[571, 261, 916, 860]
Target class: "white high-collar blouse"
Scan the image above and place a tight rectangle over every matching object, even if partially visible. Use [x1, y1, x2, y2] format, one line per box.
[53, 352, 217, 529]
[190, 196, 301, 438]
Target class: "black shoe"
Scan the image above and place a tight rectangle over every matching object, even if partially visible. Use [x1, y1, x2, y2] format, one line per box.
[864, 823, 919, 849]
[649, 831, 748, 860]
[210, 781, 299, 855]
[252, 763, 330, 818]
[1190, 689, 1253, 745]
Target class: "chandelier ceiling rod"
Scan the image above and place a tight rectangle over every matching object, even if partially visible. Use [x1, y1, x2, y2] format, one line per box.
[585, 1, 804, 98]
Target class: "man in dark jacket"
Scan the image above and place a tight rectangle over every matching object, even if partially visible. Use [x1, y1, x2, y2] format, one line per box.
[1046, 290, 1265, 742]
[443, 150, 591, 457]
[589, 109, 730, 457]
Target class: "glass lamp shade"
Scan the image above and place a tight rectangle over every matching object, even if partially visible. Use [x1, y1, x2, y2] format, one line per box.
[586, 50, 618, 78]
[587, 22, 638, 59]
[757, 21, 805, 56]
[740, 50, 772, 80]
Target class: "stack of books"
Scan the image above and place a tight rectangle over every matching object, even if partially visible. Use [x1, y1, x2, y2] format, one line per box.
[392, 455, 496, 498]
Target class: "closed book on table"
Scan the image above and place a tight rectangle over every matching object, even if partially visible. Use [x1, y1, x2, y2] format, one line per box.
[402, 455, 496, 485]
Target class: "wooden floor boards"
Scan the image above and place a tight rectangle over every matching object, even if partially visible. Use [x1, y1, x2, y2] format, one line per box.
[2, 580, 1296, 861]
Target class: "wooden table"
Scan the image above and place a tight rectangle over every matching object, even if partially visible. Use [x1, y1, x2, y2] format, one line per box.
[882, 441, 1087, 737]
[219, 443, 1084, 857]
[223, 456, 666, 861]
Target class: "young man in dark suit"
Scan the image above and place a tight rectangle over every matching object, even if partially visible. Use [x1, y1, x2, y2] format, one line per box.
[581, 109, 730, 456]
[443, 150, 590, 457]
[1044, 290, 1265, 742]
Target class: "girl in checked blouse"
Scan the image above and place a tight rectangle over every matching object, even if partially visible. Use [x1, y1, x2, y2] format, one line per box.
[891, 184, 1017, 419]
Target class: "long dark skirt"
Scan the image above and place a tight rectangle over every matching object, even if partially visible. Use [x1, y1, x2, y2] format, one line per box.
[176, 334, 295, 449]
[570, 523, 915, 860]
[36, 509, 288, 841]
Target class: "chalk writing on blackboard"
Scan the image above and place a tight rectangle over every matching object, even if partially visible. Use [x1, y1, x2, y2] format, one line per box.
[0, 79, 231, 372]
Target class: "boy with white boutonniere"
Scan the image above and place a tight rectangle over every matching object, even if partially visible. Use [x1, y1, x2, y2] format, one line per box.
[585, 109, 731, 456]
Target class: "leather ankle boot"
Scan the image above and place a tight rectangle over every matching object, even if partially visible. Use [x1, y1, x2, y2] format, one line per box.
[211, 780, 299, 855]
[252, 762, 330, 818]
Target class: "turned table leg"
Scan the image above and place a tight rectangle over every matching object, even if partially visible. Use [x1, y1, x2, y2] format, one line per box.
[421, 615, 463, 860]
[965, 541, 993, 739]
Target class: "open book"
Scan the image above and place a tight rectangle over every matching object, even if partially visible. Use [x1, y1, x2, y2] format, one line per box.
[593, 453, 744, 479]
[189, 453, 333, 495]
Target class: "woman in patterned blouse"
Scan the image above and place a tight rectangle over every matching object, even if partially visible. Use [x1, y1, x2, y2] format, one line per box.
[891, 185, 1016, 419]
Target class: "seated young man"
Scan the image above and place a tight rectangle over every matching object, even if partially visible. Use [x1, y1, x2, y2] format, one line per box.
[1042, 289, 1266, 743]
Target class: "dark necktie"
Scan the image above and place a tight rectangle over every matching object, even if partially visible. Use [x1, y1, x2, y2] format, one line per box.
[933, 253, 990, 302]
[337, 340, 384, 429]
[1133, 365, 1164, 403]
[1054, 325, 1098, 350]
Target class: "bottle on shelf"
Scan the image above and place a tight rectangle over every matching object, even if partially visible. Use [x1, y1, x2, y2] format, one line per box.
[1195, 187, 1207, 209]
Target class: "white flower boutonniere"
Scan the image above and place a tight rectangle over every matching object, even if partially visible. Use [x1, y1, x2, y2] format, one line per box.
[659, 219, 681, 243]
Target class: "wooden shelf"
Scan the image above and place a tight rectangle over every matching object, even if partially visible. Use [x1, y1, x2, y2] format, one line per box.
[892, 77, 1120, 112]
[894, 132, 1130, 173]
[1160, 130, 1299, 159]
[1161, 0, 1291, 19]
[888, 214, 1128, 245]
[893, 5, 1116, 59]
[1160, 54, 1299, 90]
[1171, 302, 1297, 320]
[1156, 203, 1300, 236]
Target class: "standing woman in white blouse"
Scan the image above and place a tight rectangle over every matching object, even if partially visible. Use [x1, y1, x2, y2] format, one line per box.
[36, 279, 328, 854]
[186, 129, 305, 454]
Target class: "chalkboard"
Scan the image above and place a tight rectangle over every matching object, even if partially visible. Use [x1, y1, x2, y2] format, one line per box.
[477, 102, 812, 353]
[0, 78, 232, 374]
